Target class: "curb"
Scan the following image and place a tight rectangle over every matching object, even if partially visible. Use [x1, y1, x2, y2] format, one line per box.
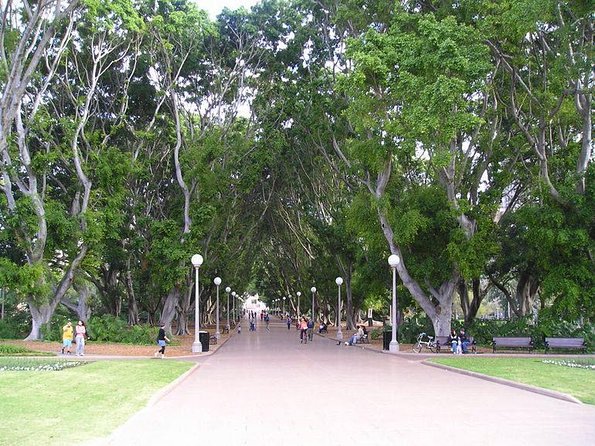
[146, 362, 201, 407]
[423, 360, 583, 405]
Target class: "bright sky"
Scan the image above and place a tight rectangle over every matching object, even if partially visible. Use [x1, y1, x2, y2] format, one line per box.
[197, 0, 261, 19]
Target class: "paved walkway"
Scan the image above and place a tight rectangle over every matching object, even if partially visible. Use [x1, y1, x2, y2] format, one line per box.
[97, 320, 595, 446]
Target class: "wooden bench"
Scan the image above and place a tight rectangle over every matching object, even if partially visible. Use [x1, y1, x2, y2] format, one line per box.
[492, 337, 533, 353]
[435, 336, 476, 353]
[544, 337, 586, 353]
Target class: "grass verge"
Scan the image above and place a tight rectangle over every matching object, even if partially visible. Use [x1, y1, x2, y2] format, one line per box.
[0, 359, 194, 445]
[430, 357, 595, 405]
[0, 343, 54, 356]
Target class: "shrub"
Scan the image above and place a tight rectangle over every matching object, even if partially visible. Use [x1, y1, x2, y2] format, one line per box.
[0, 319, 29, 340]
[87, 315, 162, 344]
[397, 313, 435, 343]
[369, 328, 382, 340]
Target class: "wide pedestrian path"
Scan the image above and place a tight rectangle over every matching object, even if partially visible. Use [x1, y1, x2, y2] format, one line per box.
[101, 319, 595, 446]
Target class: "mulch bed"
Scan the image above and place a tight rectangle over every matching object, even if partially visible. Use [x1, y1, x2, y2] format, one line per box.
[3, 332, 230, 357]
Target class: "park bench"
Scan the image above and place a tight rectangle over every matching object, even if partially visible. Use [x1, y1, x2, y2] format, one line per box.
[492, 337, 533, 353]
[435, 336, 477, 353]
[544, 337, 586, 353]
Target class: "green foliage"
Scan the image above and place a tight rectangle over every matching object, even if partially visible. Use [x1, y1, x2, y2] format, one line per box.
[87, 315, 166, 344]
[0, 319, 30, 340]
[397, 313, 436, 343]
[369, 328, 383, 340]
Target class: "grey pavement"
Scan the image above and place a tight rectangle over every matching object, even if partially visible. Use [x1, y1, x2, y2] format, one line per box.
[94, 319, 595, 446]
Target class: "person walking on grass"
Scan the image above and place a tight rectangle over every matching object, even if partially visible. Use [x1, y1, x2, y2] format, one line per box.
[75, 320, 87, 356]
[61, 320, 74, 355]
[154, 323, 170, 359]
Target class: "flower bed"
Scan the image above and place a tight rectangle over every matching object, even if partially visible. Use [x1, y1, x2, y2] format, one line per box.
[542, 359, 595, 370]
[0, 358, 87, 372]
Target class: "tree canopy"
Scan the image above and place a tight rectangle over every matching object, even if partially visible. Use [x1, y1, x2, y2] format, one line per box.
[0, 0, 592, 339]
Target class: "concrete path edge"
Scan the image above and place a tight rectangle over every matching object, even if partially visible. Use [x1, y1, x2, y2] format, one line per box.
[423, 360, 583, 405]
[144, 334, 236, 407]
[146, 362, 200, 407]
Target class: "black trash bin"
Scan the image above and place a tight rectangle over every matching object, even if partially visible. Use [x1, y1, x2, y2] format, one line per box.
[199, 331, 210, 352]
[382, 330, 391, 350]
[383, 328, 399, 350]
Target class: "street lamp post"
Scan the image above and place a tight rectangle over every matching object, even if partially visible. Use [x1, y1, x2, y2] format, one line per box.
[388, 254, 401, 352]
[232, 291, 237, 321]
[191, 254, 204, 353]
[296, 291, 301, 316]
[335, 277, 343, 340]
[214, 277, 222, 340]
[225, 286, 231, 331]
[282, 296, 286, 316]
[311, 287, 316, 320]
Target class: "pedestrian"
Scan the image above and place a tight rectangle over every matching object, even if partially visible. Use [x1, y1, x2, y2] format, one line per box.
[75, 320, 87, 356]
[61, 320, 74, 355]
[237, 322, 242, 334]
[154, 323, 170, 359]
[287, 315, 292, 330]
[264, 313, 270, 332]
[299, 317, 308, 344]
[307, 318, 314, 341]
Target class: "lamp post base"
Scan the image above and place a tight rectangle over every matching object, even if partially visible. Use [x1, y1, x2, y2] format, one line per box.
[389, 340, 400, 352]
[215, 331, 221, 340]
[191, 341, 203, 353]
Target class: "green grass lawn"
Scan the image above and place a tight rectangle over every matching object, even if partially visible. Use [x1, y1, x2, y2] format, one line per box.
[430, 357, 595, 405]
[0, 359, 194, 446]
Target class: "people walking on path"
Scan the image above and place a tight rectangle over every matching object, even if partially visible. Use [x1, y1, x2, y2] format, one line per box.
[61, 320, 74, 355]
[299, 317, 308, 344]
[75, 320, 87, 356]
[307, 318, 314, 341]
[154, 323, 170, 358]
[286, 315, 292, 330]
[264, 313, 270, 332]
